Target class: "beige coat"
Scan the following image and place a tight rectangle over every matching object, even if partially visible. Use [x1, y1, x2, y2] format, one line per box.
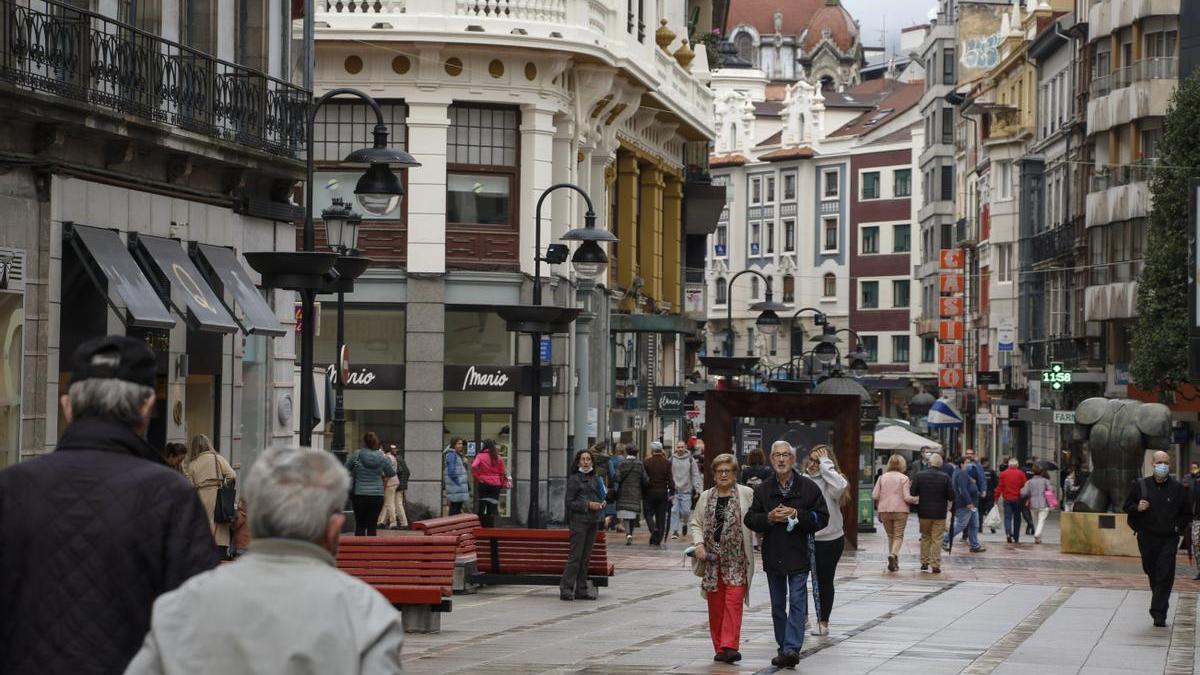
[186, 451, 237, 548]
[689, 483, 757, 605]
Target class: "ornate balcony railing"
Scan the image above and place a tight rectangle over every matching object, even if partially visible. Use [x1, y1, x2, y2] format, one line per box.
[1029, 225, 1075, 265]
[0, 0, 308, 158]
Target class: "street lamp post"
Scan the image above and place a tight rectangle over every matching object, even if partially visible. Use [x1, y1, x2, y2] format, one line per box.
[721, 269, 788, 357]
[321, 198, 366, 464]
[525, 183, 615, 529]
[296, 88, 419, 449]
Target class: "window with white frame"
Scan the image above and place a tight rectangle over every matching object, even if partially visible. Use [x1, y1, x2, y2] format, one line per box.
[715, 224, 728, 256]
[861, 226, 879, 254]
[783, 172, 797, 200]
[996, 160, 1012, 200]
[715, 278, 727, 304]
[750, 176, 762, 204]
[892, 335, 909, 363]
[894, 224, 911, 253]
[751, 277, 760, 299]
[861, 171, 881, 200]
[921, 336, 935, 362]
[750, 222, 761, 256]
[822, 217, 838, 252]
[823, 169, 839, 198]
[894, 169, 911, 198]
[784, 219, 796, 252]
[823, 273, 836, 298]
[765, 176, 776, 203]
[862, 335, 879, 362]
[447, 105, 520, 227]
[861, 281, 879, 309]
[996, 243, 1013, 283]
[893, 280, 910, 307]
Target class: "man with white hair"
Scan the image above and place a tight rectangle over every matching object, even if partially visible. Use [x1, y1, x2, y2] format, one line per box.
[125, 445, 404, 673]
[0, 336, 218, 675]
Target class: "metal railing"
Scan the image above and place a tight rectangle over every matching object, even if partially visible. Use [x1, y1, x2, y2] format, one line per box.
[1088, 159, 1156, 193]
[1090, 57, 1178, 98]
[0, 0, 308, 157]
[1029, 225, 1075, 265]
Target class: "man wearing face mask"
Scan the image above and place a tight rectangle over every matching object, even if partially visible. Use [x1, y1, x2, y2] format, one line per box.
[0, 336, 219, 675]
[1124, 450, 1192, 627]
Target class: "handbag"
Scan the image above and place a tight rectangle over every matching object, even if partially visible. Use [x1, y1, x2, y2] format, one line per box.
[212, 454, 237, 524]
[1044, 488, 1060, 509]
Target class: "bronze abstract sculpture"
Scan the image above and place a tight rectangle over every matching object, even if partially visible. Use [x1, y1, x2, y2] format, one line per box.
[1071, 397, 1171, 513]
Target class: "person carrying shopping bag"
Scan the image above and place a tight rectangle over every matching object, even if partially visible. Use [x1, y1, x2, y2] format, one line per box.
[1020, 463, 1058, 544]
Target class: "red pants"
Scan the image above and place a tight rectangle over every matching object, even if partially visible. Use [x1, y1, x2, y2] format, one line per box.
[706, 578, 746, 653]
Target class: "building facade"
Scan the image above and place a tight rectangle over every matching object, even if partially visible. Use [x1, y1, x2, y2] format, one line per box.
[0, 0, 305, 470]
[310, 1, 716, 523]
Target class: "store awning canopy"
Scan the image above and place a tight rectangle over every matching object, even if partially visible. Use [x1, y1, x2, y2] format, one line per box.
[131, 234, 238, 333]
[192, 243, 286, 336]
[66, 224, 175, 329]
[874, 425, 942, 452]
[926, 398, 964, 429]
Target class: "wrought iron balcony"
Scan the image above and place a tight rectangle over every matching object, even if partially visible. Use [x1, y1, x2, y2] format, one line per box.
[1022, 335, 1093, 371]
[1028, 225, 1075, 265]
[0, 0, 308, 158]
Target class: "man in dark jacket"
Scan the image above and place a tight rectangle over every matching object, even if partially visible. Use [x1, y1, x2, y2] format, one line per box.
[643, 442, 673, 546]
[0, 336, 219, 674]
[943, 456, 986, 553]
[744, 440, 829, 669]
[910, 453, 955, 573]
[1124, 450, 1192, 627]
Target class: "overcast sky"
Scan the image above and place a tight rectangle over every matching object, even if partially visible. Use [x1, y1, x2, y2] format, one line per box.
[842, 0, 936, 56]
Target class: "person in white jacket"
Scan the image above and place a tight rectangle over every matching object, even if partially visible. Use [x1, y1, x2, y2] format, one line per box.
[669, 441, 704, 539]
[802, 445, 849, 636]
[125, 446, 404, 674]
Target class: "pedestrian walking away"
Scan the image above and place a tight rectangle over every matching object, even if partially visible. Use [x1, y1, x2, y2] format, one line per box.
[183, 433, 238, 558]
[959, 449, 987, 542]
[910, 452, 954, 573]
[690, 453, 756, 664]
[643, 442, 674, 546]
[378, 444, 409, 529]
[560, 450, 606, 601]
[802, 444, 849, 636]
[995, 458, 1029, 543]
[125, 445, 404, 674]
[443, 438, 471, 516]
[590, 441, 618, 531]
[943, 456, 987, 553]
[472, 439, 509, 528]
[1020, 463, 1058, 544]
[0, 336, 219, 674]
[873, 454, 918, 571]
[615, 445, 649, 545]
[744, 440, 830, 669]
[741, 448, 773, 489]
[346, 432, 396, 536]
[670, 441, 704, 539]
[1124, 450, 1192, 627]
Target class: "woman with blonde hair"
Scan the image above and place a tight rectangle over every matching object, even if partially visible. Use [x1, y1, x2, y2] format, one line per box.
[689, 453, 756, 663]
[184, 433, 237, 557]
[872, 453, 917, 572]
[802, 444, 849, 635]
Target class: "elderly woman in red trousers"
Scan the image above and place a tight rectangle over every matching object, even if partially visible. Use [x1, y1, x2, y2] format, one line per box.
[689, 453, 756, 664]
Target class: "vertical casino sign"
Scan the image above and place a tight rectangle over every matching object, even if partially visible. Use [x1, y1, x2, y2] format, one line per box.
[938, 249, 965, 390]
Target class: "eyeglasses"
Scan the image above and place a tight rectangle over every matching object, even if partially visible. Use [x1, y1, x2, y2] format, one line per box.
[714, 468, 734, 475]
[770, 454, 792, 460]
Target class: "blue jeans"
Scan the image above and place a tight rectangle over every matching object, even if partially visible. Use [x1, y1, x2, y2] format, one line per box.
[766, 572, 809, 654]
[1004, 499, 1024, 542]
[944, 506, 981, 549]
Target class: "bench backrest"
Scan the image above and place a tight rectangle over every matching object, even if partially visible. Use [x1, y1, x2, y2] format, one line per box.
[336, 535, 457, 596]
[473, 527, 611, 575]
[410, 514, 481, 561]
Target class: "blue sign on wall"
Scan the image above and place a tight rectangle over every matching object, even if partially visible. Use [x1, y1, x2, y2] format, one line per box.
[715, 244, 726, 256]
[540, 337, 552, 362]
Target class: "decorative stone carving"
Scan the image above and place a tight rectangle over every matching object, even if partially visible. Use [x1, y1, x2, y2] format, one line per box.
[655, 19, 676, 51]
[674, 40, 695, 70]
[1071, 397, 1172, 513]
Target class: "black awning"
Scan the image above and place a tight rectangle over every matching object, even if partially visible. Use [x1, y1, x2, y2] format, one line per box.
[66, 223, 175, 329]
[130, 234, 239, 333]
[683, 181, 727, 235]
[192, 243, 286, 337]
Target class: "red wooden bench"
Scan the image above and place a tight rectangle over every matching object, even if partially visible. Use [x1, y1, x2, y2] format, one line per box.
[336, 535, 456, 633]
[471, 528, 614, 594]
[410, 514, 481, 593]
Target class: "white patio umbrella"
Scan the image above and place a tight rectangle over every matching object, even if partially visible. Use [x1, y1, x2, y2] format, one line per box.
[874, 425, 943, 453]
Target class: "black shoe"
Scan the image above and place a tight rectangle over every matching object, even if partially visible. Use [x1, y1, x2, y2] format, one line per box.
[1026, 526, 1034, 535]
[727, 650, 742, 662]
[920, 563, 929, 571]
[1152, 612, 1167, 627]
[713, 651, 730, 663]
[1006, 536, 1013, 543]
[559, 594, 574, 601]
[574, 592, 597, 600]
[931, 565, 941, 574]
[771, 654, 786, 667]
[1193, 572, 1200, 580]
[782, 650, 800, 667]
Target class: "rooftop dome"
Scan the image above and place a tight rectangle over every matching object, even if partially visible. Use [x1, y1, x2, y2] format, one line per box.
[800, 1, 860, 53]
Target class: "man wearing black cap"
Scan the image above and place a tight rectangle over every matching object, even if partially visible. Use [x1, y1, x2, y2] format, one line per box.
[0, 335, 219, 674]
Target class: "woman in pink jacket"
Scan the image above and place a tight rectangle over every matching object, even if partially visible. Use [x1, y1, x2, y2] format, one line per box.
[471, 439, 509, 527]
[872, 454, 919, 572]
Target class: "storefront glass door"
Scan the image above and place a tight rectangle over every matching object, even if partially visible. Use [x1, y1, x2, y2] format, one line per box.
[444, 409, 514, 519]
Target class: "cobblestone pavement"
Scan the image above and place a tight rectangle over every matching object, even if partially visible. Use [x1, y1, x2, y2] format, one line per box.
[397, 512, 1200, 673]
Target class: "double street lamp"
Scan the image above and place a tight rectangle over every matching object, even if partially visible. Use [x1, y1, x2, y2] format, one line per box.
[722, 269, 788, 356]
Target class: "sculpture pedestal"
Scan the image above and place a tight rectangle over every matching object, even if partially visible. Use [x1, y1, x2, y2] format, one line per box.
[1060, 511, 1140, 557]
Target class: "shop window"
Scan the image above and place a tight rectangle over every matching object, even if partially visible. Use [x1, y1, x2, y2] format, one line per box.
[316, 306, 407, 366]
[447, 105, 519, 227]
[445, 309, 514, 364]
